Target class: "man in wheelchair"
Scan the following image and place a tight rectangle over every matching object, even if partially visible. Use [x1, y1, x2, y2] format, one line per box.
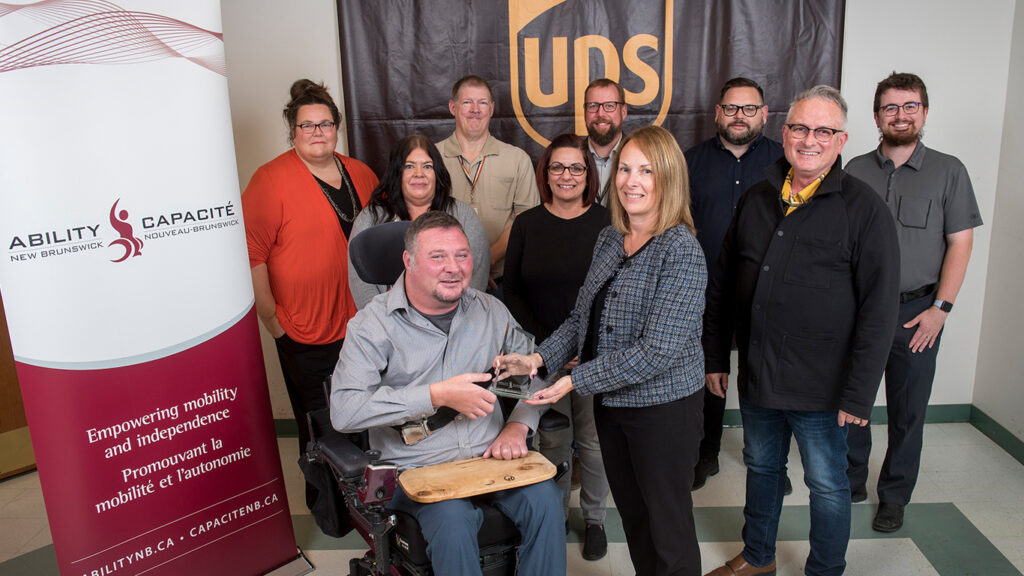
[329, 211, 567, 575]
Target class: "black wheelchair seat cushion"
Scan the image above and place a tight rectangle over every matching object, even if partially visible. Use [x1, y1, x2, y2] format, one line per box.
[391, 501, 520, 566]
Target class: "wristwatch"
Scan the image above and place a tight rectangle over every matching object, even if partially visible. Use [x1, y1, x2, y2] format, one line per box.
[933, 299, 953, 313]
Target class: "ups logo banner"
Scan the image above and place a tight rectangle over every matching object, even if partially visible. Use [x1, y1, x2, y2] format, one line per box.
[337, 0, 843, 174]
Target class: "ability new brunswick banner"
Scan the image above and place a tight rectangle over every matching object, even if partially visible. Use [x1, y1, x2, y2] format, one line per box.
[337, 0, 845, 175]
[0, 2, 301, 575]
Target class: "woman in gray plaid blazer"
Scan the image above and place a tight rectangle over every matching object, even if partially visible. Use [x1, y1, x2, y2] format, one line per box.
[497, 125, 708, 576]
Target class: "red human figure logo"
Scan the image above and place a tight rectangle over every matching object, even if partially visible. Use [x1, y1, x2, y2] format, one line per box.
[109, 199, 143, 262]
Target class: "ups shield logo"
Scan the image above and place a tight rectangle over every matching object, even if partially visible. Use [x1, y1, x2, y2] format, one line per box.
[508, 0, 674, 147]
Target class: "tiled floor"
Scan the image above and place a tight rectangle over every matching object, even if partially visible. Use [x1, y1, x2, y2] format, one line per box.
[2, 423, 1022, 575]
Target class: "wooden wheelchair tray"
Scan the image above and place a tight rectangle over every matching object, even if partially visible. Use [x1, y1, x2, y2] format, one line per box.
[398, 451, 556, 503]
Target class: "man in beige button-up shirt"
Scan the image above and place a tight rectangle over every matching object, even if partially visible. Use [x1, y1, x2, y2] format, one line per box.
[438, 75, 539, 288]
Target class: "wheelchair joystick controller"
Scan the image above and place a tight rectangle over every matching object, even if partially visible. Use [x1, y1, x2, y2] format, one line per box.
[359, 462, 398, 506]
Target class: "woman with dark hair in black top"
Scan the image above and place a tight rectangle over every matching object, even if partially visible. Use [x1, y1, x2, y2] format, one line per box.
[502, 133, 612, 561]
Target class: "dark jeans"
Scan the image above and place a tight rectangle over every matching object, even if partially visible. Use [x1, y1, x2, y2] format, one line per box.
[595, 390, 704, 576]
[699, 386, 793, 474]
[847, 293, 942, 505]
[275, 333, 344, 509]
[740, 398, 850, 576]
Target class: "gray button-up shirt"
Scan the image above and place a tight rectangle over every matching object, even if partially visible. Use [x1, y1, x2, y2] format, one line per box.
[330, 275, 541, 470]
[588, 135, 624, 206]
[846, 142, 983, 292]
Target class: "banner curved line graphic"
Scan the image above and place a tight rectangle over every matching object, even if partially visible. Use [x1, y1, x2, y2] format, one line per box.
[0, 0, 123, 22]
[0, 0, 225, 76]
[13, 300, 255, 370]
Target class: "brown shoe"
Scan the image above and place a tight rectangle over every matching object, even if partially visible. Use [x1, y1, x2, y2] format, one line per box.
[705, 553, 776, 576]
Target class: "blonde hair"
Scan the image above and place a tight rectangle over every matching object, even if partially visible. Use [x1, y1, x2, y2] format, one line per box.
[608, 125, 695, 236]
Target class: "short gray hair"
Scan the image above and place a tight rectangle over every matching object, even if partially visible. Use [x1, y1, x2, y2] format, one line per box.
[788, 85, 848, 128]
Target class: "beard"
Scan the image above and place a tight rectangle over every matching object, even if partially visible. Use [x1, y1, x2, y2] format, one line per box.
[587, 122, 620, 147]
[431, 277, 466, 304]
[717, 119, 762, 146]
[432, 288, 463, 303]
[881, 123, 923, 146]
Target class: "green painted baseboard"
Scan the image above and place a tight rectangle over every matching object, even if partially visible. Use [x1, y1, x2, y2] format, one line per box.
[277, 402, 1024, 467]
[276, 419, 299, 438]
[280, 404, 975, 436]
[970, 405, 1024, 467]
[720, 403, 971, 426]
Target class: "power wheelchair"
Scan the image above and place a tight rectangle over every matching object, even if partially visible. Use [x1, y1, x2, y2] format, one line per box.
[304, 220, 568, 575]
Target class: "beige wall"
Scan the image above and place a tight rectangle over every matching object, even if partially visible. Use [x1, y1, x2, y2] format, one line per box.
[221, 0, 347, 419]
[840, 0, 1014, 408]
[974, 0, 1024, 440]
[220, 0, 1024, 441]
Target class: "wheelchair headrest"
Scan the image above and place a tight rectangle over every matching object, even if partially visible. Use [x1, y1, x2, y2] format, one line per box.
[349, 220, 412, 285]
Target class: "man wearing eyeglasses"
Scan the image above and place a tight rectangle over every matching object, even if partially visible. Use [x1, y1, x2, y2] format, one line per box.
[844, 73, 983, 534]
[439, 75, 540, 295]
[703, 86, 899, 576]
[684, 77, 783, 492]
[582, 78, 627, 205]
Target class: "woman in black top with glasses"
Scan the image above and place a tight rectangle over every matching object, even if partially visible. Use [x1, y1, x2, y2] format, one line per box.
[502, 133, 612, 560]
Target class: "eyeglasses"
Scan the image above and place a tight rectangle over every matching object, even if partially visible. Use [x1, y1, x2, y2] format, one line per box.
[785, 123, 845, 143]
[880, 102, 922, 116]
[720, 104, 764, 117]
[296, 121, 336, 135]
[548, 163, 587, 176]
[584, 101, 623, 113]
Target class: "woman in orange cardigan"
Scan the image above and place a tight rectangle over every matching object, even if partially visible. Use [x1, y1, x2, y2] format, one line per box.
[242, 79, 378, 511]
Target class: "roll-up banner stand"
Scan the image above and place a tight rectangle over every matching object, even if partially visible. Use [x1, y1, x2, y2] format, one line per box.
[0, 2, 309, 575]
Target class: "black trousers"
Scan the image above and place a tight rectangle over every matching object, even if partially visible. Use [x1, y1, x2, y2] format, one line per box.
[698, 388, 726, 460]
[847, 293, 942, 506]
[595, 389, 704, 576]
[275, 333, 345, 509]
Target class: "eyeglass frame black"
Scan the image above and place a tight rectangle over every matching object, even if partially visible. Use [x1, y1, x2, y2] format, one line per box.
[547, 162, 588, 176]
[296, 121, 337, 134]
[784, 123, 845, 143]
[583, 101, 623, 113]
[719, 104, 764, 117]
[879, 102, 923, 116]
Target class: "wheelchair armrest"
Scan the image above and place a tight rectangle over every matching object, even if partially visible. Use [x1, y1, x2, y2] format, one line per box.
[537, 409, 569, 432]
[315, 433, 371, 480]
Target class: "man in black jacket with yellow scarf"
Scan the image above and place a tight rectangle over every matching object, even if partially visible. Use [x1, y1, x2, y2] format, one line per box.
[703, 86, 900, 576]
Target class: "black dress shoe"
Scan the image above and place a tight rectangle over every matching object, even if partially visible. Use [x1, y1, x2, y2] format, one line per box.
[692, 457, 720, 491]
[784, 476, 793, 496]
[873, 503, 904, 532]
[851, 487, 868, 503]
[582, 523, 607, 561]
